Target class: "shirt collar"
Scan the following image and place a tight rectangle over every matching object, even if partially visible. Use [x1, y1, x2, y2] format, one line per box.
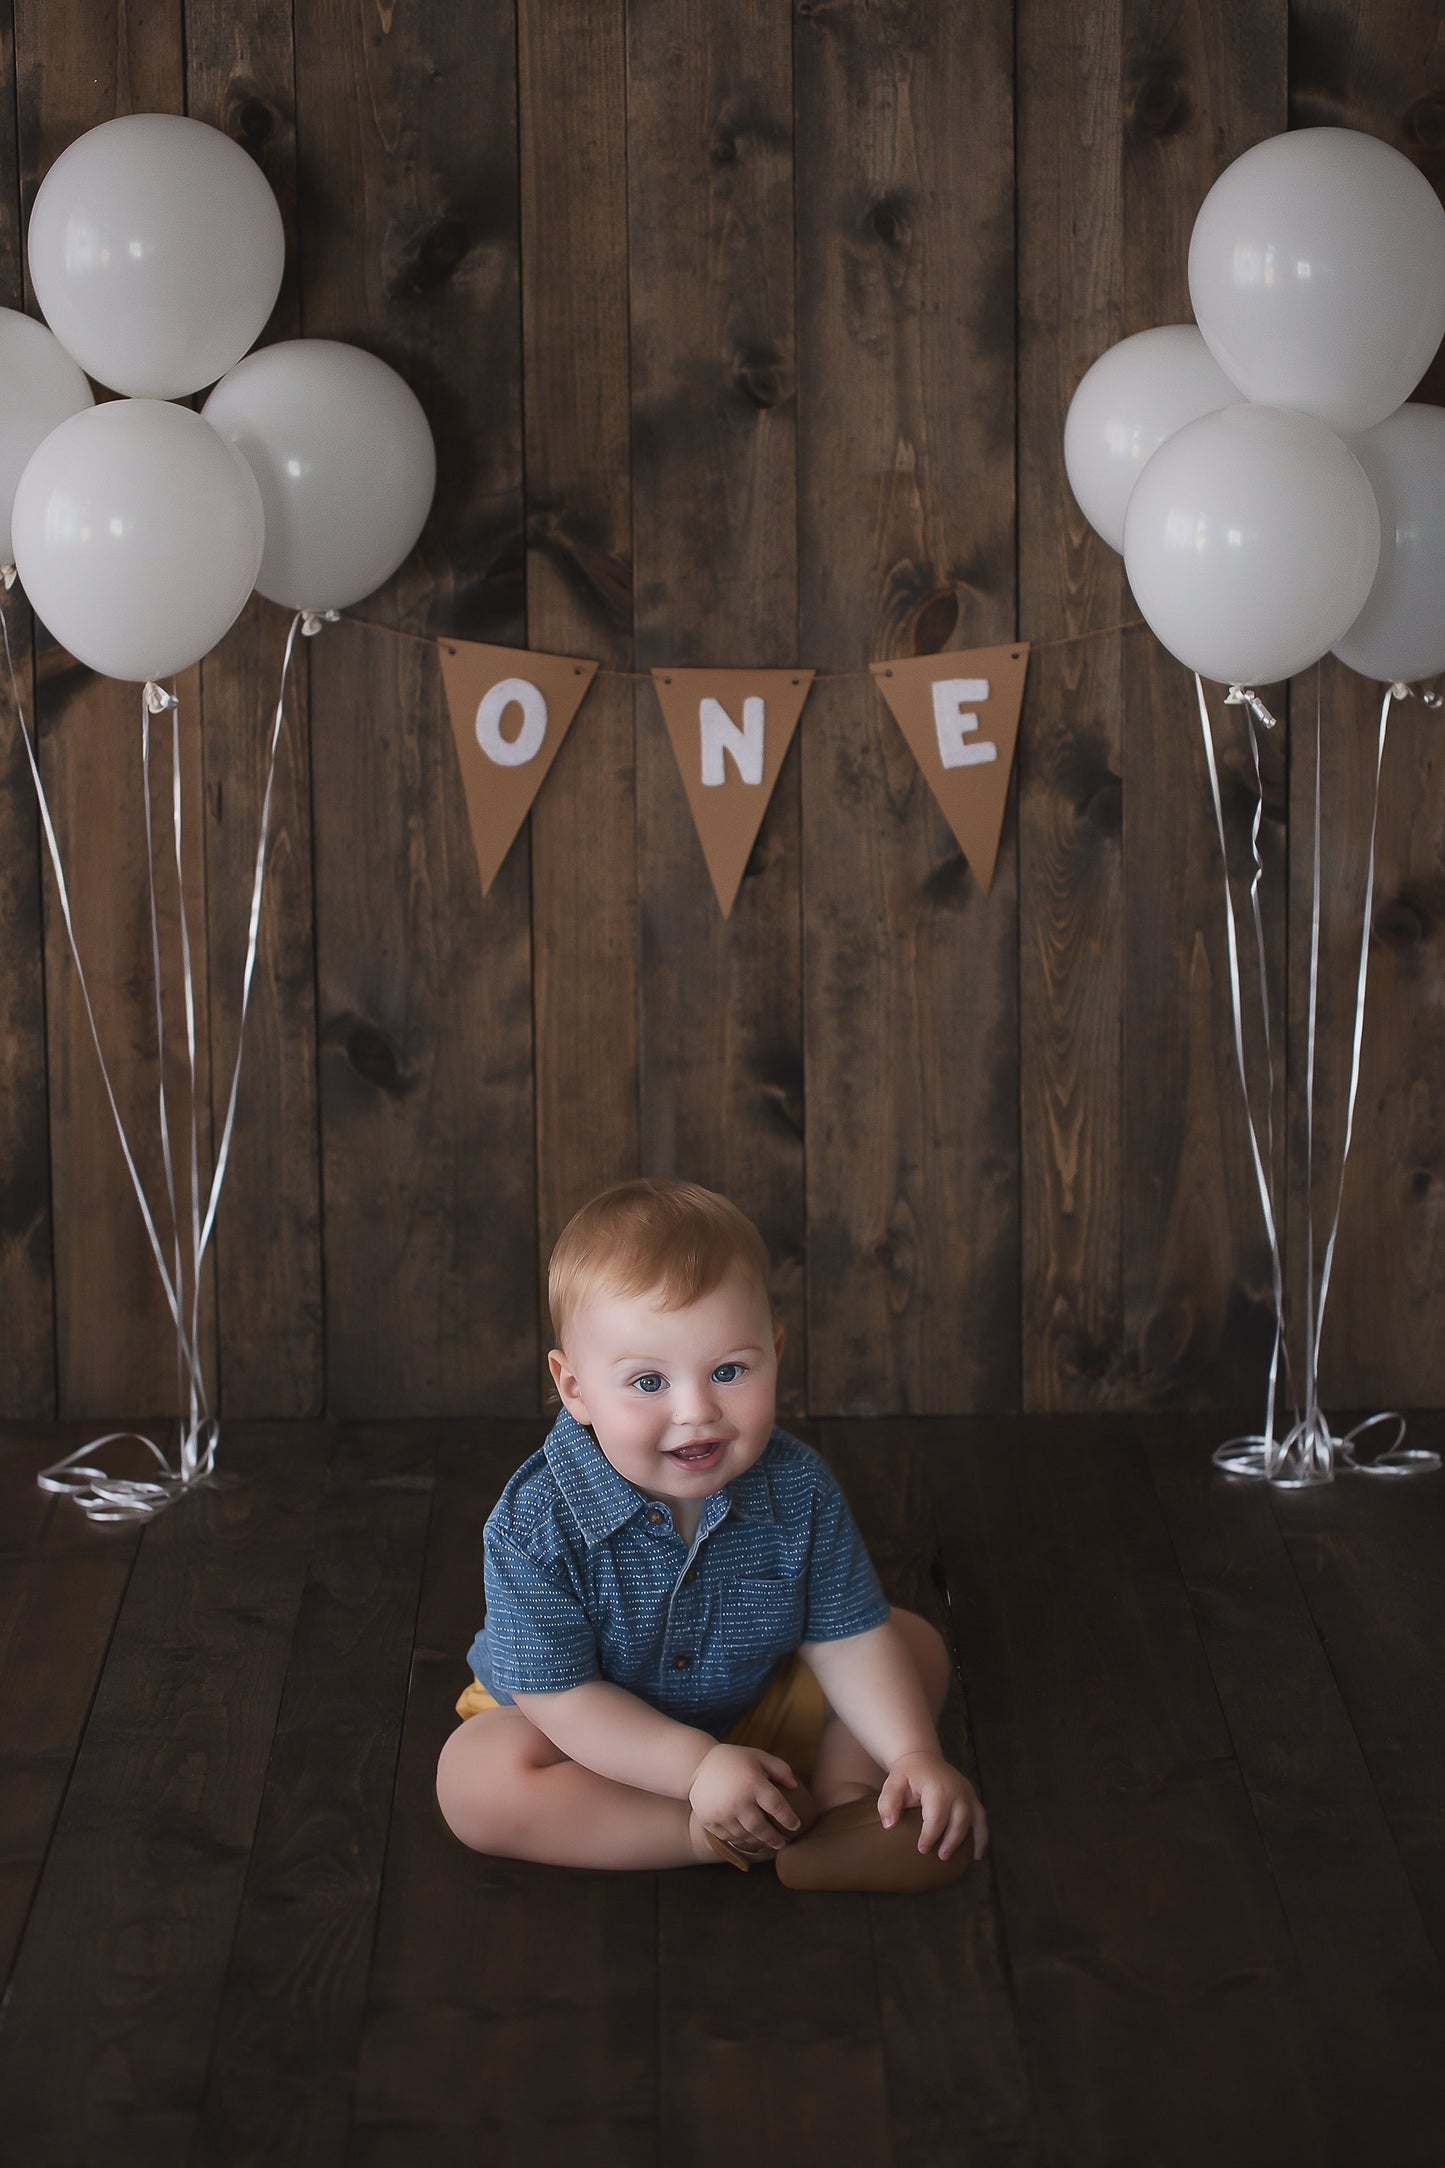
[543, 1404, 779, 1548]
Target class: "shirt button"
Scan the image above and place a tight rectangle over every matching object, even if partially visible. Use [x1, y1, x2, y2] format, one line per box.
[683, 1564, 697, 1583]
[671, 1653, 690, 1669]
[647, 1508, 664, 1525]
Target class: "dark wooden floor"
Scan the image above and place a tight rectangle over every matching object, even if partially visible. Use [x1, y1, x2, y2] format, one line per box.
[1, 1414, 1443, 2167]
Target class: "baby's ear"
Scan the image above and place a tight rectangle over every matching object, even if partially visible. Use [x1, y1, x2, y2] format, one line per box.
[547, 1348, 592, 1427]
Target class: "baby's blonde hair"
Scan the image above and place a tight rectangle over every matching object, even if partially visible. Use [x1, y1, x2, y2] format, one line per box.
[546, 1179, 776, 1403]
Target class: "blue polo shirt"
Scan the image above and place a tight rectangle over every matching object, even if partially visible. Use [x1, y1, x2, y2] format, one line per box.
[466, 1407, 893, 1739]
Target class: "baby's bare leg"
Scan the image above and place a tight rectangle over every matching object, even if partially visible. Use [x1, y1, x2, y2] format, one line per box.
[436, 1707, 725, 1871]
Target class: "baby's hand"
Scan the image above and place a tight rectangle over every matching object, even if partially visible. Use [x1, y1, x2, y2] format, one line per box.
[689, 1742, 802, 1854]
[877, 1750, 988, 1863]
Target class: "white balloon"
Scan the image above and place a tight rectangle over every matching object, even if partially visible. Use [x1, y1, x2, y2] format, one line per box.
[1122, 403, 1380, 685]
[1333, 403, 1445, 684]
[202, 339, 436, 612]
[0, 308, 93, 561]
[27, 112, 285, 399]
[1064, 325, 1241, 552]
[11, 398, 265, 682]
[1188, 127, 1445, 435]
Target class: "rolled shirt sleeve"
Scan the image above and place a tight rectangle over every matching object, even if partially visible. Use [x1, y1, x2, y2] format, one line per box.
[482, 1529, 601, 1694]
[802, 1465, 893, 1642]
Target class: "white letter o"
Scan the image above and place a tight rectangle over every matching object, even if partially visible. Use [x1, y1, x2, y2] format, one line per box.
[475, 677, 548, 767]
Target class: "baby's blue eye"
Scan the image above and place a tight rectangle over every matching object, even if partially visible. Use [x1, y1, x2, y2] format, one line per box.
[629, 1362, 745, 1393]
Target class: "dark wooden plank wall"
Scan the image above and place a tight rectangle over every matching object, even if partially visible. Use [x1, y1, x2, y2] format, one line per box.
[2, 0, 1444, 1423]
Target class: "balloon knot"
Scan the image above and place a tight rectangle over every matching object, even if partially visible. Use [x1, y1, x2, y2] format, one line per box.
[1224, 685, 1278, 730]
[300, 609, 340, 638]
[1390, 681, 1412, 702]
[144, 680, 179, 714]
[1, 563, 16, 591]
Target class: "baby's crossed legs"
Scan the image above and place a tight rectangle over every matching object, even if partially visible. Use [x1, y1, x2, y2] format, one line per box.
[435, 1607, 952, 1872]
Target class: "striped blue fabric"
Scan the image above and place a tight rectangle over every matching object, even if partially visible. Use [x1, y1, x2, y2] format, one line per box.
[466, 1407, 893, 1739]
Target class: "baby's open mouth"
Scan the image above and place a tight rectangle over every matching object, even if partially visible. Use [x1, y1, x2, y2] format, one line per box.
[666, 1438, 727, 1466]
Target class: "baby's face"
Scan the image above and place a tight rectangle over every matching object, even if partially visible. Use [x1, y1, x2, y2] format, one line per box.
[548, 1268, 784, 1505]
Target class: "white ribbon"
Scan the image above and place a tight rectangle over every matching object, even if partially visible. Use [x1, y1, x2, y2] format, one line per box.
[1, 603, 311, 1520]
[1194, 672, 1293, 1473]
[1224, 683, 1280, 732]
[1196, 671, 1440, 1485]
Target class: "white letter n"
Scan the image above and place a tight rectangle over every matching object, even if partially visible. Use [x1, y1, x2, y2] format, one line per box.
[699, 696, 765, 786]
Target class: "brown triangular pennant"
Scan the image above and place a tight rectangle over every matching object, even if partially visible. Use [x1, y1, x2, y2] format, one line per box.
[869, 644, 1030, 895]
[651, 667, 814, 917]
[438, 639, 599, 893]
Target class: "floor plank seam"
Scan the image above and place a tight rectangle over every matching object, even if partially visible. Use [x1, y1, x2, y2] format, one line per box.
[340, 1430, 447, 2156]
[1139, 1436, 1319, 1997]
[0, 1499, 145, 2014]
[922, 1463, 1045, 2153]
[1262, 1476, 1445, 1976]
[184, 1434, 347, 2165]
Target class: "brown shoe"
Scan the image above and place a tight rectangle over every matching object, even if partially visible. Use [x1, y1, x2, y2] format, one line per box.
[774, 1794, 975, 1893]
[703, 1778, 820, 1871]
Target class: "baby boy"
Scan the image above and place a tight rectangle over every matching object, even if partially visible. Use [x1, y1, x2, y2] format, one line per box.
[435, 1177, 988, 1889]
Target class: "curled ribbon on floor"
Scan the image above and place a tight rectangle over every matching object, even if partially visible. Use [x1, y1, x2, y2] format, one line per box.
[1, 602, 313, 1522]
[1196, 671, 1440, 1486]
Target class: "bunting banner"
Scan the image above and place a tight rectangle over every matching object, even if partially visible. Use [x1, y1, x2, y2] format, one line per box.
[434, 635, 1029, 910]
[869, 644, 1030, 896]
[438, 637, 598, 894]
[650, 666, 815, 918]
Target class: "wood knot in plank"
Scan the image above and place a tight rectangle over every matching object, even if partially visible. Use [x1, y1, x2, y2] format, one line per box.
[396, 217, 472, 295]
[1084, 775, 1122, 835]
[34, 645, 93, 715]
[1127, 58, 1195, 139]
[756, 1063, 804, 1140]
[526, 507, 632, 628]
[911, 589, 959, 653]
[234, 97, 274, 149]
[1404, 92, 1445, 151]
[734, 352, 787, 409]
[922, 852, 973, 910]
[1373, 896, 1426, 950]
[1071, 1336, 1113, 1385]
[1285, 17, 1352, 128]
[329, 1019, 415, 1098]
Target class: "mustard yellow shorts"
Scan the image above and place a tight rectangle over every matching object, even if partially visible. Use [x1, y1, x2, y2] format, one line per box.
[454, 1649, 829, 1780]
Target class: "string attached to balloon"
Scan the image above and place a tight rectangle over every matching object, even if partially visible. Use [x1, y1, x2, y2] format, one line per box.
[1195, 671, 1440, 1485]
[1393, 679, 1444, 710]
[1224, 685, 1280, 731]
[1, 600, 313, 1521]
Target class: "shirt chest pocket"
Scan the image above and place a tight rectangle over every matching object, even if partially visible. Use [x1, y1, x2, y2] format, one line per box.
[714, 1572, 806, 1659]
